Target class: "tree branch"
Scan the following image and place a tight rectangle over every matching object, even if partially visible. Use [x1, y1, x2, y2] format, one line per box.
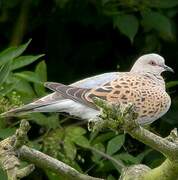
[0, 119, 103, 180]
[19, 145, 103, 180]
[127, 126, 178, 160]
[91, 98, 178, 180]
[0, 137, 34, 180]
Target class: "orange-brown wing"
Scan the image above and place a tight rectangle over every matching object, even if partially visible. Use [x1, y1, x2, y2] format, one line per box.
[85, 82, 113, 102]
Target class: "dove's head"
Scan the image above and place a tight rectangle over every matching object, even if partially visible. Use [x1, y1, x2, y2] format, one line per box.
[131, 53, 174, 75]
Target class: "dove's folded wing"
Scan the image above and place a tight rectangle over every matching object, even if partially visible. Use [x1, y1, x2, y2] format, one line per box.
[44, 82, 95, 108]
[71, 72, 118, 88]
[1, 72, 118, 117]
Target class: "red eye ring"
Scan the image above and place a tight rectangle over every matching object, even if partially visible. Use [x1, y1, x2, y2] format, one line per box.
[149, 61, 157, 66]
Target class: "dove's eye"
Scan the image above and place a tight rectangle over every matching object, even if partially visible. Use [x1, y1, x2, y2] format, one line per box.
[149, 61, 157, 66]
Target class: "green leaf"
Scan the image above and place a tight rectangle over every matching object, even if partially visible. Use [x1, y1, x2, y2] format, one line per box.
[144, 34, 160, 52]
[166, 81, 178, 88]
[0, 82, 18, 96]
[14, 78, 36, 98]
[14, 71, 42, 84]
[91, 132, 116, 144]
[91, 143, 105, 163]
[136, 149, 152, 163]
[113, 14, 139, 42]
[35, 61, 47, 81]
[0, 39, 31, 66]
[106, 135, 125, 155]
[0, 128, 16, 139]
[12, 54, 44, 70]
[106, 175, 116, 180]
[148, 0, 178, 8]
[66, 126, 89, 149]
[142, 150, 164, 168]
[111, 153, 133, 172]
[141, 11, 174, 40]
[28, 113, 59, 128]
[0, 62, 11, 85]
[66, 126, 87, 138]
[34, 61, 47, 96]
[0, 168, 6, 180]
[46, 114, 59, 129]
[64, 137, 77, 160]
[113, 153, 139, 165]
[107, 175, 116, 180]
[72, 136, 90, 148]
[27, 113, 48, 126]
[46, 170, 67, 180]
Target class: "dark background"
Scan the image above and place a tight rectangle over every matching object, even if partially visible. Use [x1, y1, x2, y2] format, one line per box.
[0, 0, 177, 83]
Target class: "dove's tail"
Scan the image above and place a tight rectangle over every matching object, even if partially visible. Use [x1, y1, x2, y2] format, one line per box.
[1, 98, 99, 120]
[0, 102, 50, 117]
[0, 93, 64, 117]
[0, 101, 67, 117]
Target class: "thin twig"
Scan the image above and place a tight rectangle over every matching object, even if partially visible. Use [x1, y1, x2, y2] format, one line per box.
[89, 147, 125, 172]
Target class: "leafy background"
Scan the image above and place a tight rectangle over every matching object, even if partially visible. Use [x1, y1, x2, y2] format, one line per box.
[0, 0, 178, 179]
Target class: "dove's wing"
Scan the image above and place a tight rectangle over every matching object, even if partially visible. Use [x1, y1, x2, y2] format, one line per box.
[44, 82, 96, 109]
[1, 72, 118, 117]
[42, 72, 118, 105]
[44, 80, 116, 110]
[36, 72, 119, 105]
[71, 72, 119, 88]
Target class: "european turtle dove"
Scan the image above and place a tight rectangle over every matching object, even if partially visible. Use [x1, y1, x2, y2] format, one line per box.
[1, 53, 173, 125]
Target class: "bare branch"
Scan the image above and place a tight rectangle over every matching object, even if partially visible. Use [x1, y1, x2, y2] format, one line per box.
[19, 145, 103, 180]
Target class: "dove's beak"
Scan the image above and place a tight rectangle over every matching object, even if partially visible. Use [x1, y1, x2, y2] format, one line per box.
[164, 65, 174, 73]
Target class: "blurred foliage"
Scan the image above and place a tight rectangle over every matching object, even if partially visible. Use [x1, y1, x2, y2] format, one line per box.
[0, 0, 178, 180]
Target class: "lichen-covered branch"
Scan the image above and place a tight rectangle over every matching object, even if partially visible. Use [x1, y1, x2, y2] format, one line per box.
[127, 126, 178, 160]
[19, 145, 102, 180]
[0, 125, 34, 180]
[91, 98, 178, 180]
[0, 119, 103, 180]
